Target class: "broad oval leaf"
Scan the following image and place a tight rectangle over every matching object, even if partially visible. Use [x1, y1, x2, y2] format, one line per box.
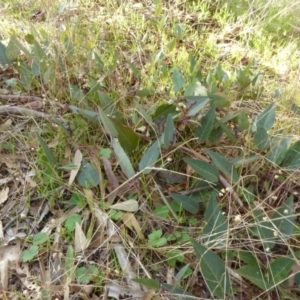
[255, 102, 276, 131]
[172, 68, 185, 93]
[132, 278, 160, 290]
[271, 195, 295, 240]
[269, 256, 295, 287]
[110, 199, 139, 212]
[254, 127, 270, 150]
[139, 139, 161, 174]
[112, 139, 135, 179]
[205, 149, 239, 183]
[183, 157, 219, 183]
[195, 105, 215, 143]
[169, 193, 199, 214]
[192, 240, 231, 298]
[282, 140, 300, 170]
[109, 117, 140, 152]
[98, 107, 118, 137]
[76, 162, 100, 188]
[267, 137, 291, 165]
[152, 104, 177, 121]
[0, 42, 11, 66]
[203, 193, 228, 248]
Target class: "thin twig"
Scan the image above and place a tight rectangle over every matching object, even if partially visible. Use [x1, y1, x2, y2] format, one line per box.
[0, 105, 66, 122]
[181, 146, 244, 207]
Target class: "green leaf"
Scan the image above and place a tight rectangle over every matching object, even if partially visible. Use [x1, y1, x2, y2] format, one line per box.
[255, 102, 276, 131]
[192, 240, 231, 298]
[236, 265, 270, 290]
[0, 42, 11, 66]
[76, 267, 90, 284]
[251, 208, 275, 251]
[203, 194, 228, 248]
[183, 158, 219, 183]
[109, 117, 140, 152]
[166, 249, 184, 267]
[216, 119, 237, 142]
[169, 193, 199, 214]
[172, 68, 185, 93]
[235, 251, 260, 268]
[65, 214, 82, 232]
[36, 134, 58, 166]
[97, 91, 114, 113]
[99, 148, 112, 159]
[153, 104, 177, 121]
[132, 278, 160, 290]
[268, 256, 295, 287]
[76, 162, 100, 188]
[231, 155, 261, 168]
[135, 101, 153, 125]
[271, 196, 295, 240]
[136, 89, 152, 97]
[69, 106, 99, 125]
[205, 149, 239, 183]
[139, 139, 161, 174]
[33, 232, 48, 246]
[6, 36, 21, 60]
[282, 140, 300, 170]
[195, 105, 215, 143]
[267, 137, 291, 165]
[162, 284, 195, 300]
[163, 114, 176, 148]
[148, 230, 167, 247]
[112, 139, 135, 179]
[208, 92, 230, 108]
[237, 111, 250, 131]
[65, 246, 75, 280]
[21, 245, 39, 262]
[98, 107, 118, 137]
[185, 96, 209, 117]
[254, 127, 270, 150]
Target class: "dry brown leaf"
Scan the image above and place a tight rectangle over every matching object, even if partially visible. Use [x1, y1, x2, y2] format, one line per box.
[0, 259, 8, 290]
[23, 100, 43, 111]
[122, 213, 144, 240]
[110, 199, 139, 212]
[102, 158, 119, 204]
[0, 119, 12, 132]
[48, 133, 60, 148]
[68, 149, 82, 186]
[0, 187, 9, 205]
[74, 223, 88, 252]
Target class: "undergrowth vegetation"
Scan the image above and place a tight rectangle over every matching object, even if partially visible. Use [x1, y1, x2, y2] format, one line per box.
[1, 0, 300, 299]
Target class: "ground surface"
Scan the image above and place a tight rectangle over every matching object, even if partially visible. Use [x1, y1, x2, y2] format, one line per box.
[1, 0, 300, 299]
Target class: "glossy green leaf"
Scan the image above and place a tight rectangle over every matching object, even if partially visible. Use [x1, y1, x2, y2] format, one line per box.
[236, 265, 270, 290]
[282, 140, 300, 170]
[172, 68, 185, 92]
[37, 134, 58, 166]
[132, 278, 160, 290]
[271, 196, 295, 240]
[76, 162, 100, 188]
[169, 193, 199, 214]
[255, 102, 276, 131]
[195, 105, 215, 143]
[109, 117, 140, 152]
[205, 149, 239, 183]
[254, 127, 270, 150]
[192, 240, 231, 298]
[112, 139, 135, 179]
[203, 193, 228, 248]
[0, 42, 11, 66]
[267, 137, 291, 165]
[139, 139, 161, 174]
[183, 158, 219, 183]
[185, 96, 209, 117]
[163, 114, 176, 148]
